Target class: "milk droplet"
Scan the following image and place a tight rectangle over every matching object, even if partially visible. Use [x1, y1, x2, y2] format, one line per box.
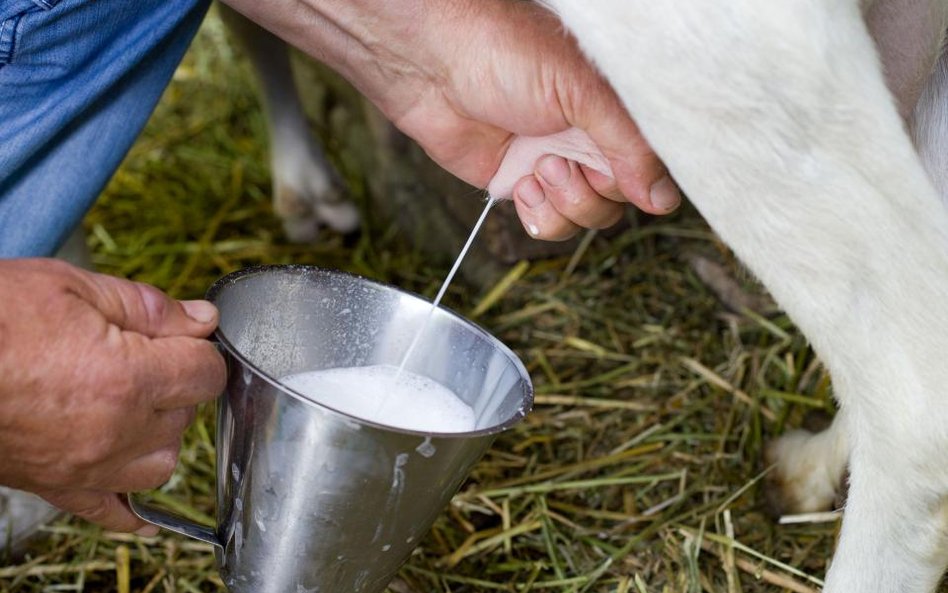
[415, 437, 436, 458]
[235, 522, 243, 556]
[382, 544, 391, 552]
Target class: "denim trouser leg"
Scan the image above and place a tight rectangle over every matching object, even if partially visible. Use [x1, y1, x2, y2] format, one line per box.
[0, 0, 210, 257]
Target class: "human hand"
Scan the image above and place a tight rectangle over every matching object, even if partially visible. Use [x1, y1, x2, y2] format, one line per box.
[394, 0, 683, 240]
[0, 259, 225, 534]
[222, 0, 681, 240]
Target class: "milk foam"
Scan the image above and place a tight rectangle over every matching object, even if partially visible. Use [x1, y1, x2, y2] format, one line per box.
[281, 365, 475, 433]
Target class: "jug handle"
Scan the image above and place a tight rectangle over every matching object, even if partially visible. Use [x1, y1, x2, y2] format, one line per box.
[127, 494, 222, 549]
[126, 336, 225, 549]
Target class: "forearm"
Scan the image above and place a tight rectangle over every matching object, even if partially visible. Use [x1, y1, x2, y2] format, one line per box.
[219, 0, 479, 121]
[221, 0, 678, 223]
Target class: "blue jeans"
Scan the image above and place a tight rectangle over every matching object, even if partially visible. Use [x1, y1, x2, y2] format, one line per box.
[0, 0, 210, 257]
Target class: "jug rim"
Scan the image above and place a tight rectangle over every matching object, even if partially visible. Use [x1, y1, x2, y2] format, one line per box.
[205, 264, 534, 438]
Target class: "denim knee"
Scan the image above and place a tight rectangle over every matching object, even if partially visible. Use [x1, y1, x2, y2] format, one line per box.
[0, 0, 210, 257]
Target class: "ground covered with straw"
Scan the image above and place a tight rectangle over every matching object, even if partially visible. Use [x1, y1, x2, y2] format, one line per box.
[2, 11, 902, 593]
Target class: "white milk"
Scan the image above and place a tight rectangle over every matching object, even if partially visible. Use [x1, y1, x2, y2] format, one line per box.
[281, 365, 475, 433]
[397, 196, 497, 374]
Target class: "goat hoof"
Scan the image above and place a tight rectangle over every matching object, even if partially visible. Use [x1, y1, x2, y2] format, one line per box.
[274, 185, 360, 242]
[763, 429, 842, 518]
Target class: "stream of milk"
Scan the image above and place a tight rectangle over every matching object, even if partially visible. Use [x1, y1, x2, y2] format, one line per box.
[396, 196, 497, 375]
[281, 196, 497, 432]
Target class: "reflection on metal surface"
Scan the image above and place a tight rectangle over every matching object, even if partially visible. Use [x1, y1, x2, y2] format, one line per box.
[130, 266, 533, 593]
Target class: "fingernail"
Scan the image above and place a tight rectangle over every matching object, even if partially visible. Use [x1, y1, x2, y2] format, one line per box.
[135, 524, 160, 537]
[537, 156, 571, 187]
[649, 176, 681, 212]
[517, 177, 546, 208]
[181, 300, 217, 324]
[526, 223, 540, 236]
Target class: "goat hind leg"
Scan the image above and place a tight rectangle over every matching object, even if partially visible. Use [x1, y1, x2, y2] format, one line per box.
[543, 1, 948, 590]
[219, 4, 359, 241]
[764, 8, 948, 524]
[764, 411, 848, 516]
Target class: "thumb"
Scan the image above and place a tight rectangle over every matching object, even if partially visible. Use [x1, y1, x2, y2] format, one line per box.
[568, 73, 681, 214]
[76, 270, 218, 339]
[589, 115, 681, 214]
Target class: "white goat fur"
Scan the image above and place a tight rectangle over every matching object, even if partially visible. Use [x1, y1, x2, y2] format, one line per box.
[228, 0, 948, 588]
[541, 0, 948, 590]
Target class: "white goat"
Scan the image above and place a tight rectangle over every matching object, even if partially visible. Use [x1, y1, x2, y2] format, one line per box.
[228, 0, 948, 589]
[541, 1, 948, 591]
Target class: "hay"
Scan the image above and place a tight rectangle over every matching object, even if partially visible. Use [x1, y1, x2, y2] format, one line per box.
[0, 9, 878, 593]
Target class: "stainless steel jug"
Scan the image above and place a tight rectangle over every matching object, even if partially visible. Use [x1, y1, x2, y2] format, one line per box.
[129, 265, 533, 593]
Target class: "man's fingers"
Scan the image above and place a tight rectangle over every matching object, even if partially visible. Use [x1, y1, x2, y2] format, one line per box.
[70, 406, 196, 488]
[565, 67, 682, 214]
[108, 407, 195, 482]
[37, 489, 155, 534]
[77, 268, 218, 339]
[135, 336, 226, 411]
[90, 447, 183, 493]
[594, 124, 682, 213]
[609, 156, 682, 214]
[535, 156, 625, 229]
[512, 176, 581, 241]
[577, 165, 625, 203]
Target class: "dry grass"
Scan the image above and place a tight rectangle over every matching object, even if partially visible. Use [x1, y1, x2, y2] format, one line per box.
[0, 10, 888, 593]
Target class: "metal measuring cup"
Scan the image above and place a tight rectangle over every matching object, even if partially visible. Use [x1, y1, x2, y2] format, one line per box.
[129, 265, 533, 593]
